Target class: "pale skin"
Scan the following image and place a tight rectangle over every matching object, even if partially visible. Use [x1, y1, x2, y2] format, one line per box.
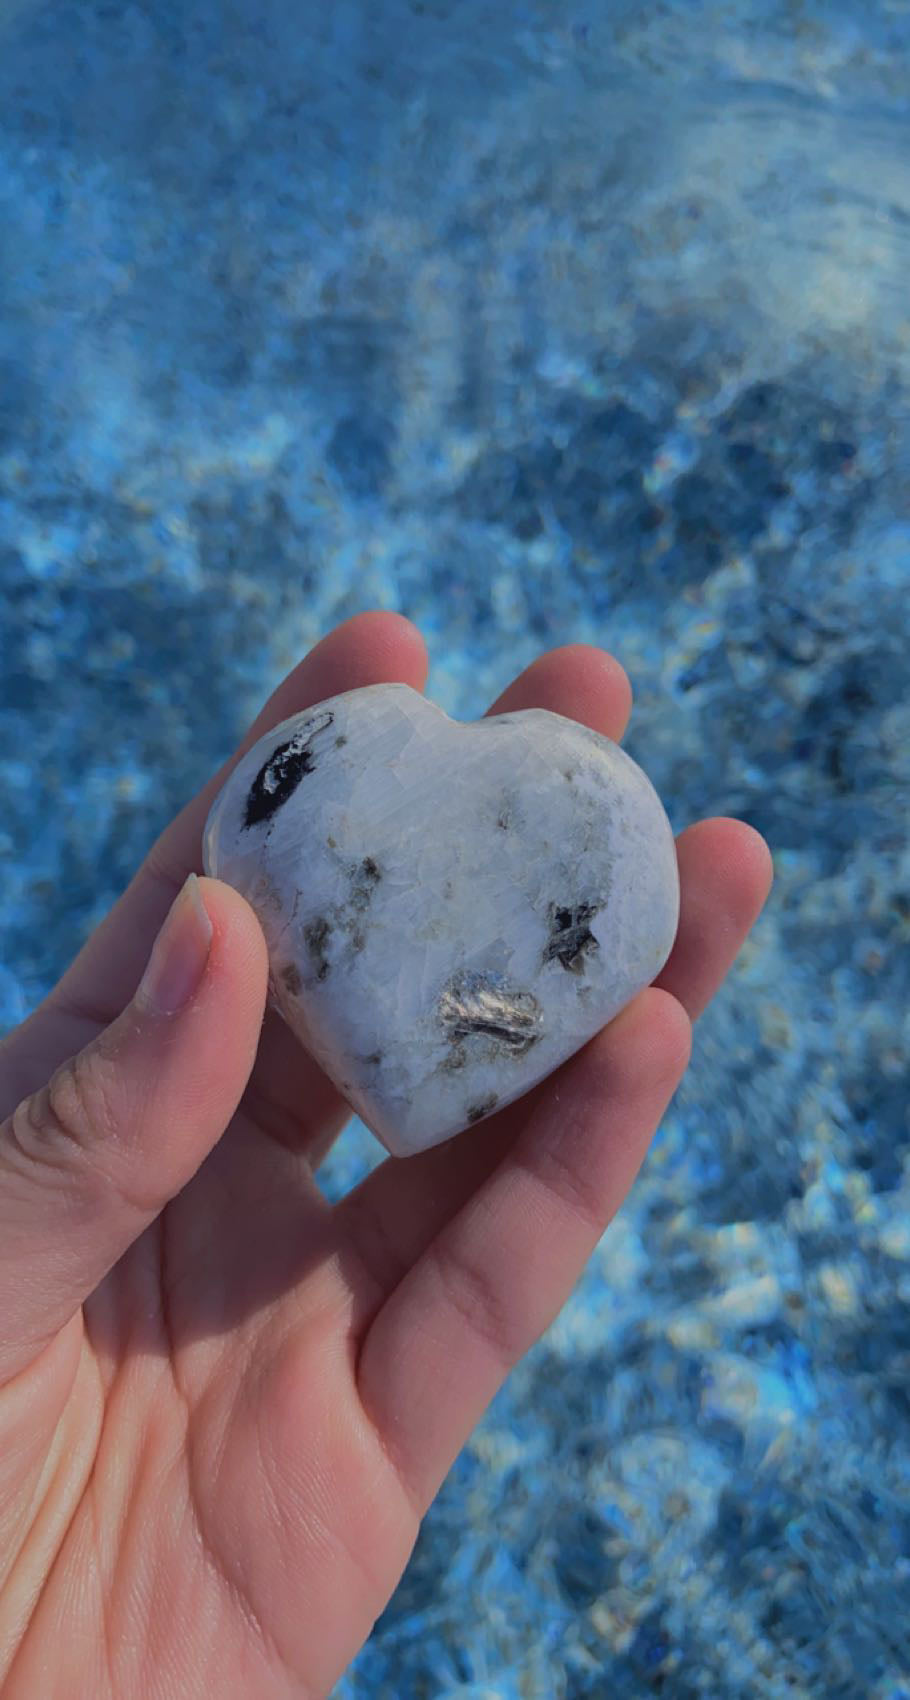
[0, 612, 772, 1699]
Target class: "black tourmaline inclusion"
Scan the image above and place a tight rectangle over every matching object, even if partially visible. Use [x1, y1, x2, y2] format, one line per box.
[243, 711, 334, 829]
[544, 902, 600, 972]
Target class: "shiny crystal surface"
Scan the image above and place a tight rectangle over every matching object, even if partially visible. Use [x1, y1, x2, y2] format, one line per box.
[203, 684, 679, 1155]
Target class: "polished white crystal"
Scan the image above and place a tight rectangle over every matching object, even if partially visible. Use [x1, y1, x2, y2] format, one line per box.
[202, 682, 680, 1158]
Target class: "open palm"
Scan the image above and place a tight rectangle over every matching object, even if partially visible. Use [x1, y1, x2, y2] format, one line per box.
[0, 612, 771, 1699]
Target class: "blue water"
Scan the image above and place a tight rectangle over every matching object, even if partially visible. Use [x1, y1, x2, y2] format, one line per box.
[1, 3, 909, 1695]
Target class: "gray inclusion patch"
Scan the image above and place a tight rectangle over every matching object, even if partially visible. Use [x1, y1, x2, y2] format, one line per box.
[543, 901, 601, 973]
[303, 915, 333, 981]
[437, 968, 543, 1057]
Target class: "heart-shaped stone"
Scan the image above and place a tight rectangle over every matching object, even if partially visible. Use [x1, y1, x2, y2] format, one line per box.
[202, 683, 680, 1157]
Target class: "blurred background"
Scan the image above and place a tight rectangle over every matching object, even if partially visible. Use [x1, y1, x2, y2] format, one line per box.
[1, 2, 908, 1695]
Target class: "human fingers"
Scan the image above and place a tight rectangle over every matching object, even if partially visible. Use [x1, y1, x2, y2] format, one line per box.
[354, 987, 691, 1514]
[483, 640, 632, 729]
[0, 877, 268, 1385]
[338, 810, 768, 1310]
[654, 817, 773, 1019]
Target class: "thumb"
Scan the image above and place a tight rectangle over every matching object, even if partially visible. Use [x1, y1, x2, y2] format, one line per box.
[0, 875, 268, 1384]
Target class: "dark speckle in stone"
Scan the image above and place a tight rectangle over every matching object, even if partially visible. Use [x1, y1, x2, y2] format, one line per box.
[304, 916, 332, 980]
[545, 902, 600, 973]
[467, 1094, 500, 1124]
[438, 969, 543, 1057]
[280, 962, 303, 996]
[441, 1043, 468, 1074]
[364, 1050, 383, 1066]
[497, 806, 511, 829]
[243, 710, 334, 829]
[335, 734, 348, 748]
[350, 856, 382, 912]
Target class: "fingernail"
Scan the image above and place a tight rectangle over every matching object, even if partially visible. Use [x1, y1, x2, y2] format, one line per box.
[136, 874, 214, 1016]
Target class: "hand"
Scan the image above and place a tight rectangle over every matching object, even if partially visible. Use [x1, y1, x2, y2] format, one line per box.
[0, 612, 772, 1699]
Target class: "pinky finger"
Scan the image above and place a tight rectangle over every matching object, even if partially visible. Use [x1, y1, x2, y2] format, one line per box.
[356, 986, 692, 1516]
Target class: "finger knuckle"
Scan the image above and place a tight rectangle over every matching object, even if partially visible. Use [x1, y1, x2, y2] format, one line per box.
[521, 1129, 606, 1238]
[6, 1050, 118, 1197]
[428, 1234, 523, 1369]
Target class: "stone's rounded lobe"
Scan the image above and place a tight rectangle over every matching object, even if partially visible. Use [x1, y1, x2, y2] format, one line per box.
[202, 682, 680, 1158]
